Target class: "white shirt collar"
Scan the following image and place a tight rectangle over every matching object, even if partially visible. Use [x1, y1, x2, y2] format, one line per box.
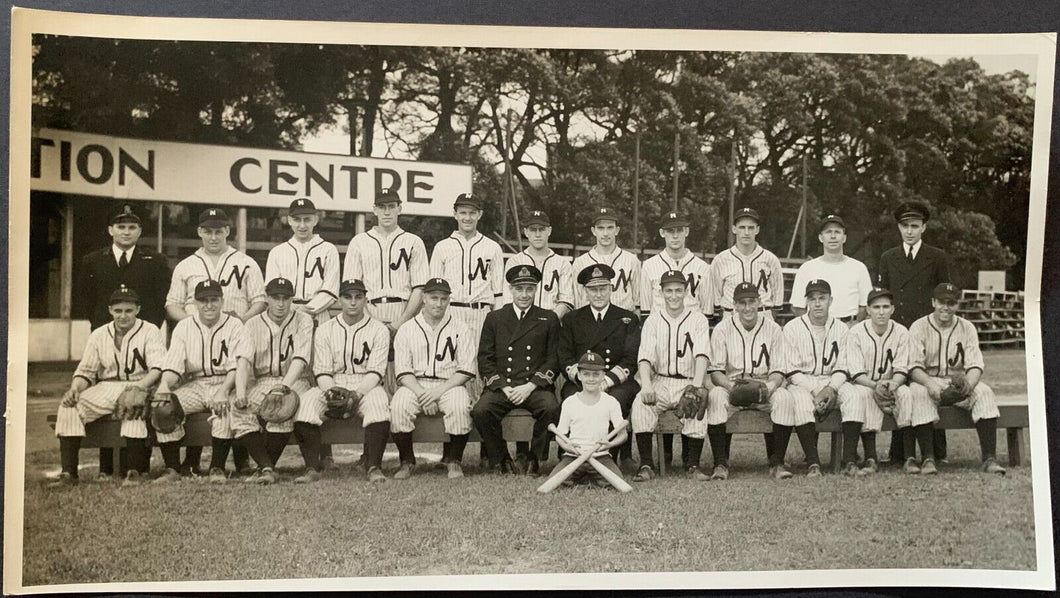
[904, 239, 923, 259]
[591, 304, 609, 321]
[111, 244, 134, 263]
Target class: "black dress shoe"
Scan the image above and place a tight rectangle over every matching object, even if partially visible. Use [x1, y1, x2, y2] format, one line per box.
[527, 458, 541, 476]
[499, 459, 517, 474]
[513, 454, 529, 475]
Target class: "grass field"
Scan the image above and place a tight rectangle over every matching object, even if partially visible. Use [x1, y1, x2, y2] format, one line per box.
[17, 350, 1036, 586]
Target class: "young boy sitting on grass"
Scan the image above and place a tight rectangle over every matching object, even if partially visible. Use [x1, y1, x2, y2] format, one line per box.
[546, 351, 628, 488]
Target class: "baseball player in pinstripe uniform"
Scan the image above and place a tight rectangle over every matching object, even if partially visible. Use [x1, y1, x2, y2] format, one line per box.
[838, 287, 915, 476]
[571, 207, 641, 313]
[710, 208, 784, 320]
[265, 198, 340, 324]
[705, 282, 788, 481]
[52, 286, 165, 487]
[639, 212, 713, 318]
[629, 270, 712, 482]
[774, 279, 850, 479]
[907, 282, 1006, 475]
[303, 278, 394, 483]
[234, 277, 316, 475]
[165, 208, 267, 323]
[502, 210, 574, 318]
[390, 277, 477, 479]
[154, 280, 258, 484]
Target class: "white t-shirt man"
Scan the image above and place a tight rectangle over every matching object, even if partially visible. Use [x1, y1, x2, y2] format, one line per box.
[556, 392, 624, 457]
[789, 256, 872, 319]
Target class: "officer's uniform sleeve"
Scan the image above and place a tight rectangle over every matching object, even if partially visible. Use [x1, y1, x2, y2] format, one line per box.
[936, 249, 951, 286]
[393, 324, 414, 380]
[478, 311, 502, 390]
[313, 325, 335, 378]
[611, 313, 641, 385]
[531, 313, 560, 389]
[456, 323, 478, 378]
[961, 320, 985, 374]
[877, 252, 891, 288]
[410, 236, 429, 290]
[557, 311, 577, 373]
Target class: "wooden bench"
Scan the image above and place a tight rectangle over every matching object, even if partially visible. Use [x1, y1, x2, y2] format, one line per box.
[48, 410, 535, 472]
[654, 403, 1030, 475]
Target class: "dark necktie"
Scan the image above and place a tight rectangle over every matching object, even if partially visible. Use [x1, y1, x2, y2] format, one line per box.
[118, 251, 128, 268]
[596, 312, 603, 324]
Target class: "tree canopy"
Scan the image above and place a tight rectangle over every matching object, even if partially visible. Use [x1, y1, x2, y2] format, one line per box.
[33, 36, 1033, 288]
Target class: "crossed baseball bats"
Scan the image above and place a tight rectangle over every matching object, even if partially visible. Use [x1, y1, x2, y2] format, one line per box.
[536, 421, 633, 493]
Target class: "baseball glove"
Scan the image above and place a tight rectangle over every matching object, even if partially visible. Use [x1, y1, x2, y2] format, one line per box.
[115, 386, 149, 420]
[939, 372, 970, 406]
[813, 385, 839, 421]
[676, 385, 709, 420]
[873, 380, 898, 415]
[323, 386, 361, 420]
[148, 391, 185, 434]
[259, 385, 299, 423]
[729, 378, 769, 408]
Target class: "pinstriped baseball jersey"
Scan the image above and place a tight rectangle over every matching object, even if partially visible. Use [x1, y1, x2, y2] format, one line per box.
[639, 251, 713, 315]
[908, 314, 985, 377]
[242, 310, 315, 378]
[571, 248, 641, 311]
[707, 316, 785, 377]
[843, 320, 912, 381]
[501, 249, 574, 310]
[710, 245, 784, 310]
[72, 319, 166, 385]
[393, 313, 477, 380]
[343, 227, 429, 301]
[312, 314, 391, 381]
[166, 247, 266, 316]
[429, 231, 504, 305]
[637, 308, 711, 377]
[781, 315, 850, 377]
[266, 235, 340, 312]
[163, 314, 250, 380]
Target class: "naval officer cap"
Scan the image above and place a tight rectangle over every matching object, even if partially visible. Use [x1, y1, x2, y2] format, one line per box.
[110, 203, 142, 225]
[578, 264, 615, 287]
[506, 264, 542, 285]
[893, 201, 931, 224]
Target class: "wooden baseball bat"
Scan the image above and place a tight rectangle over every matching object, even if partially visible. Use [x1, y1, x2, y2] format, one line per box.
[537, 422, 628, 494]
[587, 455, 633, 493]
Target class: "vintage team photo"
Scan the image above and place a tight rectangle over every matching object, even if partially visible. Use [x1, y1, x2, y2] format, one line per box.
[8, 12, 1054, 593]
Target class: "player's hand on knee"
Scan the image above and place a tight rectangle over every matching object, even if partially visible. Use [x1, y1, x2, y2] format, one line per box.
[61, 389, 79, 407]
[422, 400, 440, 416]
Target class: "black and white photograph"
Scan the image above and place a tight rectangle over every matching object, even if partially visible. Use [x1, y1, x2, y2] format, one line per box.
[4, 6, 1056, 593]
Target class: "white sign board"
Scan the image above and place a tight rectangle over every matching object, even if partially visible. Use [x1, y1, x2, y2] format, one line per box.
[30, 128, 472, 216]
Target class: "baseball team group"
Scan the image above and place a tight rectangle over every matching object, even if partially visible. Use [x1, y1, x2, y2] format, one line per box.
[49, 189, 1009, 491]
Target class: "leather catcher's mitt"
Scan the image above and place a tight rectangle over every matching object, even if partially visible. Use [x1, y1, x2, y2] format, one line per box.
[148, 392, 185, 434]
[873, 380, 898, 415]
[115, 386, 149, 420]
[813, 385, 839, 420]
[259, 385, 299, 423]
[323, 386, 361, 419]
[729, 378, 769, 408]
[939, 372, 970, 406]
[676, 384, 709, 420]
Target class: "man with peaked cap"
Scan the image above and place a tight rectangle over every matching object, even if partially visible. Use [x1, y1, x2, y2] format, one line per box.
[74, 202, 170, 477]
[878, 200, 952, 464]
[558, 264, 641, 471]
[473, 264, 562, 475]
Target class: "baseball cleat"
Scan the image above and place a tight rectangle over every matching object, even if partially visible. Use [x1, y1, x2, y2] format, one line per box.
[47, 472, 78, 488]
[242, 470, 261, 484]
[710, 465, 729, 481]
[982, 458, 1007, 476]
[770, 465, 793, 480]
[686, 466, 710, 481]
[393, 463, 414, 480]
[807, 464, 823, 478]
[860, 458, 879, 475]
[843, 462, 861, 477]
[208, 467, 227, 484]
[153, 468, 182, 484]
[256, 468, 278, 485]
[527, 458, 541, 476]
[96, 472, 116, 483]
[293, 469, 322, 484]
[903, 457, 921, 474]
[920, 459, 938, 475]
[447, 462, 464, 479]
[121, 470, 142, 487]
[367, 466, 387, 483]
[632, 465, 655, 482]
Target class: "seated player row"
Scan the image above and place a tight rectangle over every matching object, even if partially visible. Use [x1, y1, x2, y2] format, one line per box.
[52, 257, 1004, 487]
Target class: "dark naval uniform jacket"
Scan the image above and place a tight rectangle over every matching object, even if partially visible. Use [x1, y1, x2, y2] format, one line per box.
[74, 245, 171, 330]
[877, 242, 950, 328]
[478, 304, 560, 391]
[558, 304, 641, 405]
